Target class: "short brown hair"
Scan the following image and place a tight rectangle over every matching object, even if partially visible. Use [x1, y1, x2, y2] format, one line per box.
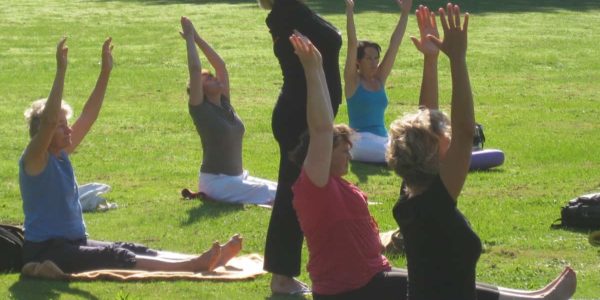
[386, 108, 450, 189]
[289, 124, 354, 167]
[357, 40, 381, 60]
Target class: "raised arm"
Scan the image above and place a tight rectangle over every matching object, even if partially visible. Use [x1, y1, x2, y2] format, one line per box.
[194, 31, 230, 99]
[181, 17, 204, 106]
[23, 38, 68, 176]
[291, 32, 334, 187]
[343, 0, 359, 97]
[375, 0, 412, 83]
[411, 5, 439, 109]
[66, 37, 113, 154]
[429, 3, 474, 200]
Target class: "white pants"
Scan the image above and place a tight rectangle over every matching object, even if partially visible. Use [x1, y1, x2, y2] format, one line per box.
[198, 170, 277, 205]
[350, 132, 389, 163]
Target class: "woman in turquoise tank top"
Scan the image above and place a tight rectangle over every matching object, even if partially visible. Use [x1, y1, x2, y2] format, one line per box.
[344, 0, 411, 163]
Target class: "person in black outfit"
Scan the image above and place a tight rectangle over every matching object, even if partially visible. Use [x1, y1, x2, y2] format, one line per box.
[387, 4, 576, 300]
[258, 0, 342, 294]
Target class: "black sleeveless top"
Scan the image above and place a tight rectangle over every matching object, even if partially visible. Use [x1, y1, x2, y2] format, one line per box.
[266, 0, 342, 112]
[393, 176, 482, 300]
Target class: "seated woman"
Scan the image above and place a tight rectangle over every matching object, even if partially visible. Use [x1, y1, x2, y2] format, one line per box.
[19, 37, 241, 274]
[388, 4, 575, 299]
[181, 17, 276, 206]
[289, 21, 575, 300]
[343, 0, 411, 163]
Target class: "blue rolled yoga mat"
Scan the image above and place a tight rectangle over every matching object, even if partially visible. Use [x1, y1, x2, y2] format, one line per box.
[470, 149, 505, 170]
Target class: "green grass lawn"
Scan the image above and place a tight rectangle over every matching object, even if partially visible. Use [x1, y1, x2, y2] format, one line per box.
[1, 0, 599, 299]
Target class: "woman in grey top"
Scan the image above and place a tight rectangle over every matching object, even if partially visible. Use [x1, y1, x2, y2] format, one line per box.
[181, 17, 276, 205]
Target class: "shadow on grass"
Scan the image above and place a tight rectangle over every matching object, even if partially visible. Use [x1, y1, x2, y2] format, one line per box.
[310, 0, 600, 14]
[9, 277, 99, 300]
[350, 161, 391, 184]
[93, 0, 600, 13]
[265, 293, 311, 300]
[470, 167, 506, 174]
[92, 0, 253, 6]
[180, 200, 245, 225]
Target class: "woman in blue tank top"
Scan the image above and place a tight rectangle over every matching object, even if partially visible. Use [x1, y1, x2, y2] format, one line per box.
[344, 0, 411, 163]
[19, 36, 241, 274]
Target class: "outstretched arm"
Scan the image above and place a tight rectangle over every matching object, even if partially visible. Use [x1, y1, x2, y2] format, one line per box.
[194, 31, 230, 99]
[375, 0, 412, 83]
[291, 31, 334, 187]
[66, 37, 113, 154]
[181, 17, 204, 106]
[343, 0, 359, 97]
[429, 3, 474, 200]
[23, 37, 68, 176]
[411, 5, 439, 109]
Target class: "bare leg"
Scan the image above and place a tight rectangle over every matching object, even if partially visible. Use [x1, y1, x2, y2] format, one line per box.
[497, 267, 576, 300]
[133, 242, 221, 272]
[216, 234, 243, 267]
[271, 273, 310, 295]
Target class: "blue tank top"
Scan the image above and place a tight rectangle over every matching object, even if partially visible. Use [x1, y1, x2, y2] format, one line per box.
[19, 151, 86, 242]
[346, 83, 388, 137]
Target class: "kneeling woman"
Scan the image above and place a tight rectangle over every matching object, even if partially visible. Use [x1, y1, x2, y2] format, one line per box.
[289, 25, 575, 300]
[20, 37, 241, 274]
[181, 17, 276, 205]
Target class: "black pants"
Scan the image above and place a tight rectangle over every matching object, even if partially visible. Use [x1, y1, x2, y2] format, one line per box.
[263, 98, 338, 276]
[22, 238, 157, 273]
[313, 268, 500, 300]
[313, 268, 407, 300]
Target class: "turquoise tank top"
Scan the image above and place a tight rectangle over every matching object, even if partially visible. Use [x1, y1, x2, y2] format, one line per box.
[19, 151, 86, 242]
[346, 83, 388, 137]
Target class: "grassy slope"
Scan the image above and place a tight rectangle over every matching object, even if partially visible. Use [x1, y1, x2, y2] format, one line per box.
[1, 0, 599, 299]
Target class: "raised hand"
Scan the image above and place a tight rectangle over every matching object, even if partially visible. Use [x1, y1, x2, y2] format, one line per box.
[56, 37, 68, 70]
[290, 30, 322, 69]
[345, 0, 354, 12]
[411, 5, 439, 57]
[427, 3, 469, 61]
[398, 0, 412, 13]
[101, 37, 113, 73]
[180, 16, 196, 39]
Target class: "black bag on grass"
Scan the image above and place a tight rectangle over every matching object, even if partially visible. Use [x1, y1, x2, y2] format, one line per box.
[553, 193, 600, 229]
[0, 224, 24, 273]
[473, 123, 486, 150]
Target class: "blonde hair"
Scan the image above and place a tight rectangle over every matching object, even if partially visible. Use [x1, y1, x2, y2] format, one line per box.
[386, 108, 450, 189]
[257, 0, 273, 9]
[24, 99, 73, 138]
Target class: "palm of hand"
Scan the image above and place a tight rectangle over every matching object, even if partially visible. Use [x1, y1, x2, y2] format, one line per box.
[419, 28, 439, 56]
[297, 50, 322, 67]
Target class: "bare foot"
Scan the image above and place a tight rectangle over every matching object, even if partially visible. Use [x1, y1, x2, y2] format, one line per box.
[216, 234, 243, 267]
[542, 267, 576, 300]
[270, 273, 310, 295]
[190, 242, 221, 272]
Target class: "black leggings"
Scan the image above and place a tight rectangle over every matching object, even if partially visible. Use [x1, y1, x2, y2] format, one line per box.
[22, 238, 156, 273]
[263, 100, 338, 276]
[313, 268, 500, 300]
[313, 268, 407, 300]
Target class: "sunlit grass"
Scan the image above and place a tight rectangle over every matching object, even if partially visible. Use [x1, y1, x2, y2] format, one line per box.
[1, 0, 599, 298]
